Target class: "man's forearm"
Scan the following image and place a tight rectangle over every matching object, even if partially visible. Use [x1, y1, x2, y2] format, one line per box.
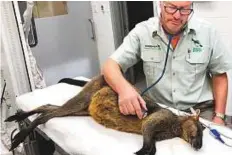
[212, 73, 228, 114]
[102, 58, 131, 94]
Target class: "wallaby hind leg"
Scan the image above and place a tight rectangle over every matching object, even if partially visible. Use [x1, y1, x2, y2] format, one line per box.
[10, 107, 90, 151]
[5, 104, 60, 122]
[72, 110, 89, 116]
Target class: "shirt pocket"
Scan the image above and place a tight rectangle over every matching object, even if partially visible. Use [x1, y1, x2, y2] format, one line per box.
[185, 47, 209, 74]
[141, 49, 164, 79]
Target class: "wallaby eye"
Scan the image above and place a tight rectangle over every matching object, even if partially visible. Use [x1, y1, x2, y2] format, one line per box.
[190, 130, 197, 137]
[190, 135, 195, 139]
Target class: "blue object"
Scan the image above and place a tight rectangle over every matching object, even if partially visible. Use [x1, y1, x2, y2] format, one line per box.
[210, 128, 225, 144]
[203, 123, 232, 147]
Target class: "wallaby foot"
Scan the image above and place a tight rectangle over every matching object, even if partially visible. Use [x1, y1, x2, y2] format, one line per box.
[9, 107, 90, 151]
[5, 104, 60, 122]
[10, 128, 29, 151]
[9, 113, 48, 151]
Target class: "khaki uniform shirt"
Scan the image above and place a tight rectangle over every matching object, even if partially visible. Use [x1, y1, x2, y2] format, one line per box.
[110, 16, 232, 110]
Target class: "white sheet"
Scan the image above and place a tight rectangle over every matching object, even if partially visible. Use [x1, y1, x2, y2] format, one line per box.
[16, 77, 232, 155]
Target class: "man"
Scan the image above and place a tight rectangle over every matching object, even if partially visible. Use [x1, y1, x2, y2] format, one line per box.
[102, 1, 232, 125]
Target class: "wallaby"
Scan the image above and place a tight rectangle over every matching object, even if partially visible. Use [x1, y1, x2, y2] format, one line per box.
[5, 75, 203, 155]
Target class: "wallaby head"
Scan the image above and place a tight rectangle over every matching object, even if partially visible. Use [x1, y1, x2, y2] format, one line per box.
[180, 110, 203, 150]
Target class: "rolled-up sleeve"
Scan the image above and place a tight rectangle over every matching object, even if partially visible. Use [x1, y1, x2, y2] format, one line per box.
[209, 29, 232, 75]
[110, 25, 141, 73]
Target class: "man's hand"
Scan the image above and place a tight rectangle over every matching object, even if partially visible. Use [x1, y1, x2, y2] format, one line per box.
[118, 85, 147, 119]
[212, 116, 225, 125]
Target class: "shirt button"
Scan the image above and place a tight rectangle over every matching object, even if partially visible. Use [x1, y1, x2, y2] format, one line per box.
[173, 56, 176, 59]
[173, 89, 176, 93]
[173, 72, 175, 76]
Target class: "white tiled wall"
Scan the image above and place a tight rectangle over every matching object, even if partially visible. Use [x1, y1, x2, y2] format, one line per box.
[194, 1, 232, 115]
[194, 1, 232, 49]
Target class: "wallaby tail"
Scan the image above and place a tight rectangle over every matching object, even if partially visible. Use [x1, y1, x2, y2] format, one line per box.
[9, 108, 89, 151]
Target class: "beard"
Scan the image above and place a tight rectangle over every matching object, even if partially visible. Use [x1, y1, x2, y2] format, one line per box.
[160, 14, 187, 35]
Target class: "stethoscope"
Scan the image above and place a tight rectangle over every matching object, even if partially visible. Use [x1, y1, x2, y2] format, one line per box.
[140, 31, 174, 96]
[140, 26, 185, 119]
[140, 12, 193, 96]
[140, 28, 201, 95]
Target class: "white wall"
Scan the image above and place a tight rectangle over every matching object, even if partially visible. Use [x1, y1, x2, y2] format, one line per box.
[194, 1, 232, 115]
[1, 1, 31, 95]
[194, 1, 232, 49]
[1, 2, 29, 153]
[32, 2, 100, 86]
[91, 1, 116, 68]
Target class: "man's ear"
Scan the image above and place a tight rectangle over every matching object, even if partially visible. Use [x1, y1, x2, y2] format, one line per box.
[159, 1, 164, 11]
[159, 1, 162, 8]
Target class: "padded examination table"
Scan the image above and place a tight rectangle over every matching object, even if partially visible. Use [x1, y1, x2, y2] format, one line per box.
[16, 77, 232, 155]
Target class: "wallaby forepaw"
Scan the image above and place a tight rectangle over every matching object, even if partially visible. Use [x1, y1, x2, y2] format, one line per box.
[135, 148, 147, 155]
[135, 147, 156, 155]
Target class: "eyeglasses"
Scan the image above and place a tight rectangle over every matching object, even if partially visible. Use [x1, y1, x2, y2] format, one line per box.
[164, 5, 193, 15]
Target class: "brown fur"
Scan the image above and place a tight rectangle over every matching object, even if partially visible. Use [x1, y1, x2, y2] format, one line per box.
[5, 75, 203, 155]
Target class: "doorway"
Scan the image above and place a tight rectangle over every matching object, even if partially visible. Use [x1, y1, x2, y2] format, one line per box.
[126, 1, 154, 31]
[123, 1, 154, 89]
[29, 2, 100, 86]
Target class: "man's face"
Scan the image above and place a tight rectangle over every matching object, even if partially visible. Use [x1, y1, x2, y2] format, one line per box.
[160, 1, 193, 34]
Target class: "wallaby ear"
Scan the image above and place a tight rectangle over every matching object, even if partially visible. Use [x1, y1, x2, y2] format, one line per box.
[194, 109, 200, 121]
[190, 107, 200, 121]
[195, 109, 200, 116]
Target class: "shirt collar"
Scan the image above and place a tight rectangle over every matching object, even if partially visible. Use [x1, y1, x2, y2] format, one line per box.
[151, 16, 197, 38]
[184, 16, 197, 35]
